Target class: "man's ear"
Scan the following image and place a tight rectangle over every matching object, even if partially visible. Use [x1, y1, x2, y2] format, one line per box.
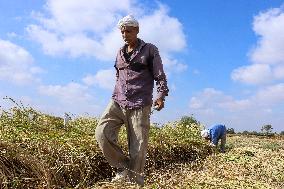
[136, 27, 139, 34]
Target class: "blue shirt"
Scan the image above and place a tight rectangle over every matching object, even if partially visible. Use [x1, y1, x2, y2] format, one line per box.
[209, 124, 226, 145]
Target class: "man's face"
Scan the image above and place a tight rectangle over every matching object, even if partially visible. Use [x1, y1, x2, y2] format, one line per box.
[120, 26, 139, 45]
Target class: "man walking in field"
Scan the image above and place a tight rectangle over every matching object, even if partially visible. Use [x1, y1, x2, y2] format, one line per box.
[95, 15, 169, 186]
[201, 124, 227, 153]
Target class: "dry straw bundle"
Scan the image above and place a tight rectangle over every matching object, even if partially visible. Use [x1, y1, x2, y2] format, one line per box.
[0, 99, 211, 188]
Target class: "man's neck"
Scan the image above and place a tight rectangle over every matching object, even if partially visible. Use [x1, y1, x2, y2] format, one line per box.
[127, 39, 138, 52]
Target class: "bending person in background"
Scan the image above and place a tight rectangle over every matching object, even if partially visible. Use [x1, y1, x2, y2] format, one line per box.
[201, 124, 227, 153]
[95, 15, 169, 186]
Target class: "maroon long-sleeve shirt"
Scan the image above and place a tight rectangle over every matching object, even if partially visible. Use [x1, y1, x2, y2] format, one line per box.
[112, 38, 169, 109]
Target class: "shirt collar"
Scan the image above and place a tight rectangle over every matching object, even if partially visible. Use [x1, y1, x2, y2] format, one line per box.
[120, 38, 146, 52]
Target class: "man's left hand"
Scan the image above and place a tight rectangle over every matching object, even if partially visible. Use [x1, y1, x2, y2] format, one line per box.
[154, 98, 164, 111]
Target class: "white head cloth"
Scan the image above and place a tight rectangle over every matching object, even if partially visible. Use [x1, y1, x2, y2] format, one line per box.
[201, 129, 209, 138]
[117, 15, 139, 29]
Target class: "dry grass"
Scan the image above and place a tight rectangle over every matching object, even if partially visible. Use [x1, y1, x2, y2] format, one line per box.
[1, 101, 283, 188]
[0, 103, 210, 188]
[93, 135, 284, 189]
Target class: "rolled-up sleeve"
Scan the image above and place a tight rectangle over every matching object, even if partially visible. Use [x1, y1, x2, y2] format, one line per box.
[151, 45, 169, 100]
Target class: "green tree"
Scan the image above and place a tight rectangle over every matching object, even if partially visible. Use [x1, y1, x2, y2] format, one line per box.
[226, 128, 235, 134]
[251, 131, 259, 136]
[179, 115, 199, 126]
[261, 124, 273, 135]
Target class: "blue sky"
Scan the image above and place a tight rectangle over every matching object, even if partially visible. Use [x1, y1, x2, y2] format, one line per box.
[1, 0, 284, 132]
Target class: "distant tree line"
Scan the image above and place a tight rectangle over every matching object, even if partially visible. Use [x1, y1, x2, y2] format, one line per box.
[227, 124, 284, 136]
[175, 115, 284, 137]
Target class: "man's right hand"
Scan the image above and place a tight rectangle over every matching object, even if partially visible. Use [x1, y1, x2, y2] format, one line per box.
[153, 98, 164, 111]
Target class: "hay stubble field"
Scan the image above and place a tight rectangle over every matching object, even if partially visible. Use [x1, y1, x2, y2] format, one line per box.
[0, 102, 283, 188]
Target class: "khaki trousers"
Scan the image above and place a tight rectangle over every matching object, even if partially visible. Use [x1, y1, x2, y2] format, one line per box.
[95, 100, 151, 185]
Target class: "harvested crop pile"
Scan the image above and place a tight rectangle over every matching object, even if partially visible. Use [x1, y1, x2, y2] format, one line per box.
[0, 103, 211, 188]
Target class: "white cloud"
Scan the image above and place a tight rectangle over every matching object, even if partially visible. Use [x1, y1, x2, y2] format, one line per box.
[0, 39, 42, 85]
[251, 7, 284, 65]
[162, 54, 188, 73]
[26, 25, 102, 58]
[26, 0, 132, 60]
[38, 82, 91, 103]
[273, 65, 284, 79]
[82, 69, 116, 90]
[232, 6, 284, 85]
[26, 25, 64, 56]
[139, 4, 186, 53]
[193, 69, 200, 75]
[7, 32, 18, 38]
[189, 86, 284, 113]
[188, 86, 284, 132]
[254, 83, 284, 105]
[91, 27, 122, 61]
[38, 0, 131, 34]
[189, 88, 249, 112]
[26, 0, 187, 71]
[231, 64, 272, 85]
